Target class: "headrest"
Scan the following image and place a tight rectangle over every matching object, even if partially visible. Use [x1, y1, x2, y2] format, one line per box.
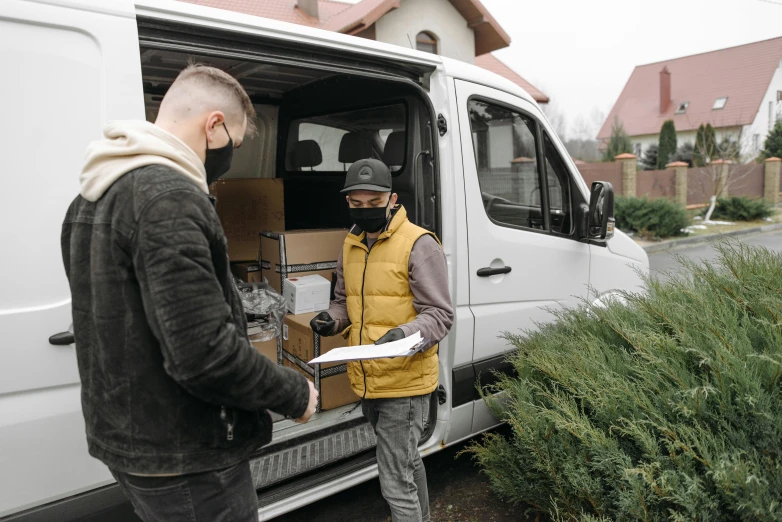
[291, 140, 323, 169]
[382, 131, 406, 167]
[338, 133, 373, 163]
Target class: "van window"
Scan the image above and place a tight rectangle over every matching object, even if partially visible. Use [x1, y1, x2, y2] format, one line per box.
[286, 103, 406, 172]
[543, 133, 573, 235]
[468, 99, 543, 230]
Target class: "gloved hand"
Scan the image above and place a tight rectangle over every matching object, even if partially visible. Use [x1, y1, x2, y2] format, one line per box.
[310, 312, 336, 336]
[375, 328, 405, 345]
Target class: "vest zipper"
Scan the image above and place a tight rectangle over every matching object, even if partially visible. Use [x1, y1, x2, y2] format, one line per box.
[359, 249, 370, 398]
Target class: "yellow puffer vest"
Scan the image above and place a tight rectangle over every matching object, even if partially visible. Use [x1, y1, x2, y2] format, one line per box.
[343, 206, 439, 399]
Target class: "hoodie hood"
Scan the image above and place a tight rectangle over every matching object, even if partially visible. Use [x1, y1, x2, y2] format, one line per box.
[80, 120, 208, 202]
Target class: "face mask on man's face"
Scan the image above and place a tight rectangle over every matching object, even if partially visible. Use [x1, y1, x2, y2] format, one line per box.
[204, 123, 234, 185]
[350, 197, 391, 233]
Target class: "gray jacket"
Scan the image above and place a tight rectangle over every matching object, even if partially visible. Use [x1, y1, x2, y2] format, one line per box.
[61, 165, 309, 475]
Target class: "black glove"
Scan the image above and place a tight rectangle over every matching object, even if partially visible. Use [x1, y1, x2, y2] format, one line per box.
[310, 312, 336, 336]
[375, 328, 405, 345]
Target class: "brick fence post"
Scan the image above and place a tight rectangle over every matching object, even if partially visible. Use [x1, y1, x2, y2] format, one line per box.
[712, 159, 732, 197]
[615, 153, 637, 197]
[666, 161, 689, 206]
[764, 157, 781, 205]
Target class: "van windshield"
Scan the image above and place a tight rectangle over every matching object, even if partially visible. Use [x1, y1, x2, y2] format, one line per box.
[286, 103, 407, 172]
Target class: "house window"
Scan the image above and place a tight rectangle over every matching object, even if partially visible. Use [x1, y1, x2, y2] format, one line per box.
[634, 143, 642, 157]
[753, 134, 760, 152]
[772, 101, 775, 131]
[712, 97, 728, 110]
[416, 32, 438, 55]
[675, 101, 689, 114]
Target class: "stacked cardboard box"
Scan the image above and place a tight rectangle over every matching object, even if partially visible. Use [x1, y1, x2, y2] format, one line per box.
[282, 313, 359, 411]
[259, 229, 348, 294]
[216, 177, 356, 412]
[251, 338, 279, 362]
[211, 178, 285, 261]
[231, 262, 262, 283]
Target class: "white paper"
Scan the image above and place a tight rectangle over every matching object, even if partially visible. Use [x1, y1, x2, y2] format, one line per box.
[308, 332, 425, 365]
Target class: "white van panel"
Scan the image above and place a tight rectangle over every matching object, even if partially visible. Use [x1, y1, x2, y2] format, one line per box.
[453, 80, 592, 367]
[590, 237, 649, 300]
[0, 0, 144, 516]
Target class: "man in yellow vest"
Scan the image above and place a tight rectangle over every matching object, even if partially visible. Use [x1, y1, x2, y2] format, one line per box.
[311, 158, 453, 522]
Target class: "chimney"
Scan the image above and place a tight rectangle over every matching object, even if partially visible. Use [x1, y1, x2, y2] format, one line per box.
[659, 66, 671, 114]
[297, 0, 319, 19]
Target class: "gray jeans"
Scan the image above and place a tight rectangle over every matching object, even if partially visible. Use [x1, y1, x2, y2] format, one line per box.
[110, 461, 258, 522]
[362, 394, 431, 522]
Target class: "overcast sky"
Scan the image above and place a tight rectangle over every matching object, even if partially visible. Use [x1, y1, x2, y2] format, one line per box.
[340, 0, 782, 139]
[481, 0, 782, 139]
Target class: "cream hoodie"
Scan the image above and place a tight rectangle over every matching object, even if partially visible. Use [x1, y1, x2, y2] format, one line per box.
[80, 120, 208, 202]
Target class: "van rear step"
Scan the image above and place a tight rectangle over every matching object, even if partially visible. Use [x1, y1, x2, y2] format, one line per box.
[251, 421, 377, 490]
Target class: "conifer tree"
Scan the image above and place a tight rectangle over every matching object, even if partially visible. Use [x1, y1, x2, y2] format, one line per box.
[657, 119, 677, 169]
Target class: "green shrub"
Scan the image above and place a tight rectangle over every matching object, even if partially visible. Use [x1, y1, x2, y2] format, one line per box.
[466, 242, 782, 521]
[704, 196, 774, 222]
[614, 196, 689, 238]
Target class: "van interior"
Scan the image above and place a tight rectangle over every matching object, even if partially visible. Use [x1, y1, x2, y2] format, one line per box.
[138, 33, 440, 502]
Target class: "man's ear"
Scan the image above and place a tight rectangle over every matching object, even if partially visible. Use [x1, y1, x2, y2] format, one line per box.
[390, 193, 399, 206]
[205, 111, 226, 143]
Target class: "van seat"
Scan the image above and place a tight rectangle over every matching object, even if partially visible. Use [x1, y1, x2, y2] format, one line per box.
[338, 133, 373, 164]
[290, 140, 323, 170]
[382, 131, 405, 170]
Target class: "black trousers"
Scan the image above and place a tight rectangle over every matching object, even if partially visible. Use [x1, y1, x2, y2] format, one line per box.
[111, 461, 258, 522]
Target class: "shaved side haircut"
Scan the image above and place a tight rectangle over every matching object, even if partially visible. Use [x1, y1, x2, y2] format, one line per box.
[160, 63, 257, 136]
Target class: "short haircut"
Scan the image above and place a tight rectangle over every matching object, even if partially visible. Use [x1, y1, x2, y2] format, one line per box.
[168, 63, 257, 136]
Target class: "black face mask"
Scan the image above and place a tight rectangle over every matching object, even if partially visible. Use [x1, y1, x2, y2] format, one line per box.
[204, 123, 234, 185]
[350, 198, 391, 233]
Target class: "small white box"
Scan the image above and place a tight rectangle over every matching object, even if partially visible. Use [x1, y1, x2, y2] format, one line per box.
[283, 275, 331, 315]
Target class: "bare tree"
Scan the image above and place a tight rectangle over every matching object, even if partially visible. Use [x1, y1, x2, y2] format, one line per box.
[692, 129, 757, 222]
[541, 102, 568, 141]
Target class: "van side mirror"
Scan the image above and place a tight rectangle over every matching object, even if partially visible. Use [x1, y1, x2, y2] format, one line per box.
[578, 181, 615, 242]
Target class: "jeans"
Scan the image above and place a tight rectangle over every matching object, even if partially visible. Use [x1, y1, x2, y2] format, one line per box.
[110, 461, 258, 522]
[362, 394, 431, 522]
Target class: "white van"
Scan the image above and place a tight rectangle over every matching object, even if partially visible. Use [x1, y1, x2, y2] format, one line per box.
[0, 0, 649, 519]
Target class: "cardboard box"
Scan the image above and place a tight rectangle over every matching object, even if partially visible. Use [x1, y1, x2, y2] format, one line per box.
[259, 229, 348, 293]
[251, 338, 278, 362]
[283, 275, 331, 314]
[283, 359, 359, 411]
[211, 179, 285, 261]
[231, 262, 262, 283]
[281, 313, 359, 410]
[282, 313, 344, 368]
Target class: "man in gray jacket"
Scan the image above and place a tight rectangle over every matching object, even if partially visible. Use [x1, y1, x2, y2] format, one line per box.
[62, 64, 317, 522]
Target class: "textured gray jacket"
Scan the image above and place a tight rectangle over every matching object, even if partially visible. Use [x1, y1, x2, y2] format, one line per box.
[61, 165, 309, 475]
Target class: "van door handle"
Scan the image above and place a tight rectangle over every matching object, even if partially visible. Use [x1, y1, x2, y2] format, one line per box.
[477, 266, 512, 277]
[49, 332, 75, 346]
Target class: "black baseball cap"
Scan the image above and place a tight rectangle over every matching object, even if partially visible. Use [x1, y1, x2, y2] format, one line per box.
[341, 158, 392, 193]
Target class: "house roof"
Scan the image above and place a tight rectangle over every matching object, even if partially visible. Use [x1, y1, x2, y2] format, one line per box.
[474, 53, 549, 103]
[180, 0, 510, 54]
[178, 0, 348, 27]
[598, 36, 782, 140]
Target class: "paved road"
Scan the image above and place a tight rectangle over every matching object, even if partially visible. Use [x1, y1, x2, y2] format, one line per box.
[648, 229, 782, 280]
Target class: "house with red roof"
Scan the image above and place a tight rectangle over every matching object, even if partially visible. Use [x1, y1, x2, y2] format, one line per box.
[180, 0, 549, 103]
[598, 37, 782, 160]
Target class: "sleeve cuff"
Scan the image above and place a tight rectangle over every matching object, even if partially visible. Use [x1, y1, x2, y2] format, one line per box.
[289, 371, 311, 419]
[398, 324, 414, 338]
